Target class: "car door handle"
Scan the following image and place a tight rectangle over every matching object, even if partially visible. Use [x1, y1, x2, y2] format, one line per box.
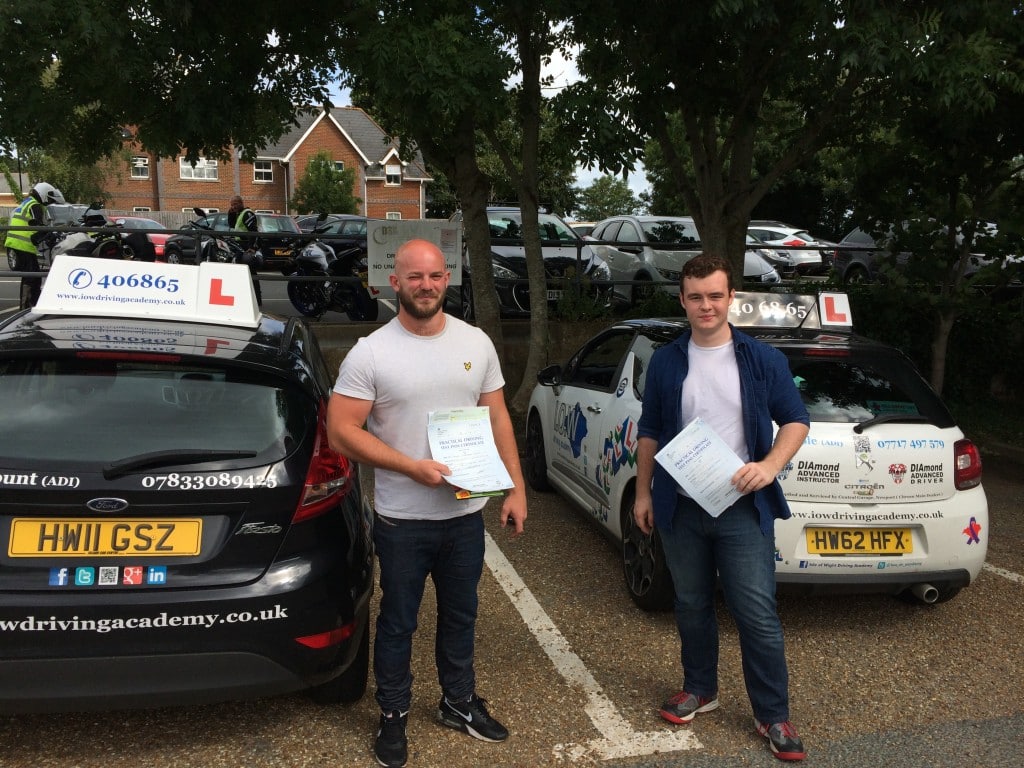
[587, 404, 602, 413]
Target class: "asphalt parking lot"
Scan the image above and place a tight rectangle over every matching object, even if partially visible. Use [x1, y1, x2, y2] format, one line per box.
[1, 446, 1021, 768]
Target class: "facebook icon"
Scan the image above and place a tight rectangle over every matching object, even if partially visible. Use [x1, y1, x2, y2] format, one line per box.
[49, 567, 70, 586]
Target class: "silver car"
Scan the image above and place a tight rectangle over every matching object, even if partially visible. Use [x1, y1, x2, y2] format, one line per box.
[590, 215, 780, 306]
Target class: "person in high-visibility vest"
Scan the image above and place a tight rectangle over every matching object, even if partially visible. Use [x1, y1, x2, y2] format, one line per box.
[227, 195, 264, 307]
[4, 182, 66, 308]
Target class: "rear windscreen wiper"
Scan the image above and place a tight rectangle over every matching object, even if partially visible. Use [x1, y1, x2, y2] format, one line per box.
[103, 449, 258, 479]
[853, 413, 932, 433]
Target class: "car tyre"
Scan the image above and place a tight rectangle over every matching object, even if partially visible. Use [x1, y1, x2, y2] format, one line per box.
[843, 264, 871, 285]
[461, 281, 475, 322]
[523, 410, 552, 492]
[164, 246, 183, 265]
[621, 487, 674, 611]
[307, 612, 370, 704]
[632, 275, 656, 306]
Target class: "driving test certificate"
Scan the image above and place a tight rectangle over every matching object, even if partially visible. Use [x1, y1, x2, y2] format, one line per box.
[654, 417, 744, 517]
[427, 407, 514, 499]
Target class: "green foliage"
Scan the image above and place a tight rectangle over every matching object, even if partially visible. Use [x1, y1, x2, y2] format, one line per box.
[23, 148, 108, 205]
[552, 275, 613, 321]
[290, 150, 360, 215]
[575, 175, 640, 220]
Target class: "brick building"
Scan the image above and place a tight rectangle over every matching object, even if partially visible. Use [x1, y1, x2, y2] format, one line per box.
[103, 106, 432, 219]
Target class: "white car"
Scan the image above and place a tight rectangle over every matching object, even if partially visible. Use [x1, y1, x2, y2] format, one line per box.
[589, 215, 780, 306]
[525, 291, 988, 610]
[747, 220, 833, 276]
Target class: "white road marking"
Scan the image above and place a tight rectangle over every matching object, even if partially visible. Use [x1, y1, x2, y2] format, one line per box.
[984, 562, 1024, 584]
[484, 531, 701, 761]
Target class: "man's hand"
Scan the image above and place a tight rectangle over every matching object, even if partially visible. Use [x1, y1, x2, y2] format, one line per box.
[633, 492, 655, 535]
[500, 488, 527, 537]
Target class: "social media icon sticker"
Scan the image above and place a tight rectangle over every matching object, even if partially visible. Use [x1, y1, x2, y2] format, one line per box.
[49, 567, 70, 586]
[75, 567, 95, 586]
[122, 566, 143, 585]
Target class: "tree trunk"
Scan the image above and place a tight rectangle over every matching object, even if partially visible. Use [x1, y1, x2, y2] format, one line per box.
[929, 309, 956, 397]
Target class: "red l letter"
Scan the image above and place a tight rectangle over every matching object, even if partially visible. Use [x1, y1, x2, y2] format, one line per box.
[209, 278, 235, 306]
[823, 296, 848, 324]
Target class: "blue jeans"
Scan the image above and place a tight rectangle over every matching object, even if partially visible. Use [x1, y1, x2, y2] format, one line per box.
[372, 510, 484, 713]
[658, 494, 790, 723]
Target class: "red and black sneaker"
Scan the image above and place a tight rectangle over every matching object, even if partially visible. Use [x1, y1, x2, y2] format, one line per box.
[659, 691, 720, 724]
[755, 719, 807, 761]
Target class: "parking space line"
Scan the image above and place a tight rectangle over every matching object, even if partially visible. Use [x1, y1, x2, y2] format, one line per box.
[984, 562, 1024, 584]
[484, 532, 702, 761]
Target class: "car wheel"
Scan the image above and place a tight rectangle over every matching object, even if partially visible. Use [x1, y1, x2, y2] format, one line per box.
[122, 244, 136, 261]
[461, 281, 475, 322]
[621, 487, 674, 611]
[843, 264, 871, 284]
[523, 410, 552, 492]
[632, 275, 656, 305]
[307, 611, 370, 704]
[164, 246, 182, 265]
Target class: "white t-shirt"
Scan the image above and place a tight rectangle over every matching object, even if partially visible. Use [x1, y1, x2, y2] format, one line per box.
[681, 338, 749, 462]
[333, 315, 505, 520]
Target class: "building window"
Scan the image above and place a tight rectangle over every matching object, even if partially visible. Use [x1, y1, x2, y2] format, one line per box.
[131, 156, 150, 179]
[179, 157, 219, 181]
[254, 160, 273, 183]
[385, 163, 402, 185]
[386, 212, 402, 220]
[334, 160, 345, 172]
[132, 206, 151, 212]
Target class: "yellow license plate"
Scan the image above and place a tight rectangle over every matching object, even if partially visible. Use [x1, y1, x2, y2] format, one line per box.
[9, 518, 202, 558]
[806, 527, 912, 555]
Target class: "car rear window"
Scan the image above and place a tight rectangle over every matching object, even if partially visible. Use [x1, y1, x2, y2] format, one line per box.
[786, 350, 954, 427]
[0, 356, 311, 466]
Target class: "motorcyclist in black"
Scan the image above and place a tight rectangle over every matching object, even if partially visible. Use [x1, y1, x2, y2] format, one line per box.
[227, 195, 264, 307]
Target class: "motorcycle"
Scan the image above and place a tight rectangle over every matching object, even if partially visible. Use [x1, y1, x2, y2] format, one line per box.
[286, 214, 378, 321]
[37, 204, 135, 269]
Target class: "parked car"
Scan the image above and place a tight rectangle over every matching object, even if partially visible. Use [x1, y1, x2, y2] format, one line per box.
[0, 266, 374, 712]
[589, 215, 780, 306]
[163, 212, 301, 269]
[570, 221, 598, 238]
[830, 223, 1021, 286]
[294, 214, 371, 257]
[107, 215, 171, 261]
[747, 220, 832, 276]
[524, 291, 987, 610]
[446, 206, 614, 320]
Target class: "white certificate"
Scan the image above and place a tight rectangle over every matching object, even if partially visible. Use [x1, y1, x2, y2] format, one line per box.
[427, 407, 514, 499]
[654, 417, 744, 517]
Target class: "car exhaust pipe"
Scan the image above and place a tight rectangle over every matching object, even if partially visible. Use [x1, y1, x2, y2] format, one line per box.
[910, 583, 939, 604]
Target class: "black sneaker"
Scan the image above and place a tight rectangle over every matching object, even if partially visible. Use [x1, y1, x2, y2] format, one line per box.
[374, 710, 408, 768]
[659, 691, 720, 724]
[754, 719, 807, 761]
[437, 694, 509, 742]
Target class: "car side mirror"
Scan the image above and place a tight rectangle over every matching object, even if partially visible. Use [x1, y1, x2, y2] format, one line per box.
[537, 364, 562, 387]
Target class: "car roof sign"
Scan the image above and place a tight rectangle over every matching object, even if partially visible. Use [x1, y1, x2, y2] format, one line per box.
[34, 255, 261, 328]
[729, 291, 853, 332]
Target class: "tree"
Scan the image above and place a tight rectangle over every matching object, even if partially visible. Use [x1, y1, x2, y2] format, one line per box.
[23, 148, 110, 205]
[567, 2, 960, 280]
[575, 175, 640, 221]
[290, 150, 360, 214]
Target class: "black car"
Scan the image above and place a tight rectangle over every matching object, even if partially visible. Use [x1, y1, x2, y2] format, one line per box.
[163, 212, 301, 270]
[294, 214, 372, 257]
[0, 273, 373, 713]
[446, 206, 614, 320]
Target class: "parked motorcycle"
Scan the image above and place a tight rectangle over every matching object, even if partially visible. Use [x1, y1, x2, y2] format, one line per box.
[286, 214, 378, 321]
[37, 204, 135, 269]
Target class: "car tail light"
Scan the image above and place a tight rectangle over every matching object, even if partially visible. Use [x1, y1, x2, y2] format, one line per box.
[954, 439, 983, 490]
[294, 403, 353, 523]
[295, 619, 357, 649]
[782, 238, 808, 246]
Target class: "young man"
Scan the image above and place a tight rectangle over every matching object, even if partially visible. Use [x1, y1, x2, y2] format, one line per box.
[327, 239, 527, 768]
[634, 252, 810, 761]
